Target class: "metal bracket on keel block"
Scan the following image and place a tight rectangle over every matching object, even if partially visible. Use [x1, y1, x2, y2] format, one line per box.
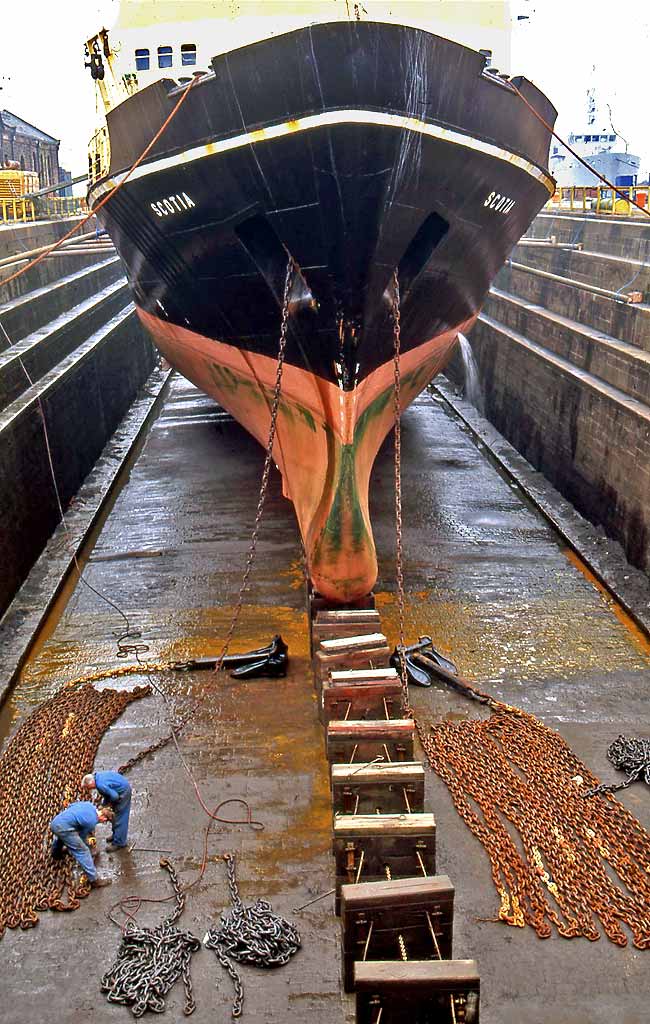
[321, 678, 403, 725]
[326, 719, 414, 763]
[331, 761, 425, 815]
[340, 874, 454, 993]
[332, 812, 436, 914]
[354, 960, 479, 1023]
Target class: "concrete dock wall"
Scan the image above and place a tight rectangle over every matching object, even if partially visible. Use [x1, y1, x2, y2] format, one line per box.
[0, 220, 156, 616]
[464, 211, 650, 577]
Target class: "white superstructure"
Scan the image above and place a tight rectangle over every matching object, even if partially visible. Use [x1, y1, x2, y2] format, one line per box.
[550, 88, 640, 187]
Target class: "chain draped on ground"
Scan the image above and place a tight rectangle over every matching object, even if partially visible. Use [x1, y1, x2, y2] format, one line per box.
[101, 858, 201, 1017]
[0, 684, 150, 939]
[205, 853, 301, 1019]
[0, 256, 295, 952]
[418, 685, 650, 947]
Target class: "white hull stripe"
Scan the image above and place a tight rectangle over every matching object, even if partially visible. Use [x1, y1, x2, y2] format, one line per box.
[90, 107, 554, 203]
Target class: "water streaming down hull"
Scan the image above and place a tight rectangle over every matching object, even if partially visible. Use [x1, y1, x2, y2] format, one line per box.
[88, 17, 556, 602]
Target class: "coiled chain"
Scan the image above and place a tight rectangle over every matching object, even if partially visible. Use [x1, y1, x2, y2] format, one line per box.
[0, 684, 150, 939]
[205, 853, 301, 1018]
[584, 735, 650, 797]
[101, 858, 201, 1017]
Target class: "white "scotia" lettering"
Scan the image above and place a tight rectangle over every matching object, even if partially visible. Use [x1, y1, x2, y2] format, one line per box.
[484, 190, 516, 215]
[150, 193, 196, 218]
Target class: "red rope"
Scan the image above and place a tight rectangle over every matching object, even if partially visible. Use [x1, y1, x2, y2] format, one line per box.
[510, 80, 650, 220]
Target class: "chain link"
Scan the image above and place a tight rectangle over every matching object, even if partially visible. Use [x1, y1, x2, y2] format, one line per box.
[205, 853, 301, 1018]
[211, 259, 295, 678]
[419, 687, 650, 947]
[0, 684, 150, 938]
[391, 271, 410, 717]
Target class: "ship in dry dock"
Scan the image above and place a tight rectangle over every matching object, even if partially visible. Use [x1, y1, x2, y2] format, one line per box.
[85, 0, 556, 603]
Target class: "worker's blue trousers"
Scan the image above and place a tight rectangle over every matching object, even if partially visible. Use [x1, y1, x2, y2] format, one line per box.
[111, 790, 131, 847]
[50, 826, 96, 881]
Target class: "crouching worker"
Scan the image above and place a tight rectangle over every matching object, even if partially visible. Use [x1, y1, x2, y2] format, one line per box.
[81, 770, 132, 850]
[50, 802, 113, 888]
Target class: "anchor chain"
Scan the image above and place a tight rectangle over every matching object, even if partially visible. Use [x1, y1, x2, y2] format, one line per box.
[205, 853, 301, 1018]
[101, 858, 201, 1017]
[391, 270, 411, 716]
[0, 684, 150, 939]
[57, 258, 297, 783]
[419, 687, 650, 947]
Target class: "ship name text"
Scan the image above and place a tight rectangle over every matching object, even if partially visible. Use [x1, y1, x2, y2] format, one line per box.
[150, 193, 196, 217]
[484, 191, 516, 214]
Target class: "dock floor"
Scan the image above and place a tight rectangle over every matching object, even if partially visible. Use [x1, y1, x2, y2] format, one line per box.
[2, 375, 650, 1023]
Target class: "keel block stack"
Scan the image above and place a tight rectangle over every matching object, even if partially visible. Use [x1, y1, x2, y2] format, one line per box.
[308, 591, 480, 1022]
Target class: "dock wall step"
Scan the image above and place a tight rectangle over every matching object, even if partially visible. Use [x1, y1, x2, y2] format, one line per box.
[483, 288, 650, 406]
[467, 311, 650, 575]
[0, 256, 122, 347]
[530, 211, 650, 262]
[0, 279, 130, 410]
[494, 260, 650, 353]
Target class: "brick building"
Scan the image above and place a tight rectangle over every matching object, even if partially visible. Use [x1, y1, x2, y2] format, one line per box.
[0, 110, 60, 188]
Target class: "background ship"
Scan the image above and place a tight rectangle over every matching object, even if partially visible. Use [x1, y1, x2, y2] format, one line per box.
[85, 1, 556, 603]
[550, 87, 640, 188]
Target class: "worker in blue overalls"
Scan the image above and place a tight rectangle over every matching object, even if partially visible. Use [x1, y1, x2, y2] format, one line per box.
[82, 770, 132, 850]
[49, 801, 113, 887]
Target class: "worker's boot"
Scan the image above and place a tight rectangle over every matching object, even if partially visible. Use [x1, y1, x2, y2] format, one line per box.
[90, 875, 112, 888]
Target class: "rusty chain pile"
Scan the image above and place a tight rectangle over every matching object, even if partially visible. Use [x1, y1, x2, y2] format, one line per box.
[205, 853, 301, 1019]
[419, 682, 650, 947]
[0, 683, 150, 939]
[101, 857, 201, 1017]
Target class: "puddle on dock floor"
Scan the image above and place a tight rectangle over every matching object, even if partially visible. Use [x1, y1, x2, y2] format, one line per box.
[3, 378, 650, 1024]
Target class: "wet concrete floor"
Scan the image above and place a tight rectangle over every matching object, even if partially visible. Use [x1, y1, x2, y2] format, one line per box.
[2, 376, 650, 1023]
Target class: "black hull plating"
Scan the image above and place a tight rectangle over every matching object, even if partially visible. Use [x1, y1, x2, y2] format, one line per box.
[92, 21, 555, 388]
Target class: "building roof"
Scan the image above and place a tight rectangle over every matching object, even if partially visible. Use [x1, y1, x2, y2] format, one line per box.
[0, 110, 59, 145]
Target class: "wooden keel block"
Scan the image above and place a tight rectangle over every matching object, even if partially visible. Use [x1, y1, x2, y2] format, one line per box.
[321, 680, 404, 725]
[310, 611, 381, 657]
[314, 646, 391, 694]
[326, 719, 414, 764]
[332, 812, 436, 913]
[331, 761, 425, 814]
[340, 875, 454, 993]
[319, 633, 388, 655]
[315, 609, 380, 624]
[354, 960, 479, 1023]
[310, 592, 376, 617]
[313, 613, 380, 641]
[329, 668, 399, 686]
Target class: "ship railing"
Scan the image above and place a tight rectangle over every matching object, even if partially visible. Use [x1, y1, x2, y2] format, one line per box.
[546, 185, 650, 217]
[35, 196, 89, 220]
[0, 195, 88, 224]
[0, 197, 35, 223]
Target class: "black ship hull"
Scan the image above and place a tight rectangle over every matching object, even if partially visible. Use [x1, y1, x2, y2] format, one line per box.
[90, 20, 555, 601]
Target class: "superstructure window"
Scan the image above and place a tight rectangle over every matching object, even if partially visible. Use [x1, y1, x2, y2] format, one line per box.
[609, 134, 616, 141]
[181, 43, 197, 66]
[135, 48, 150, 70]
[158, 46, 173, 68]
